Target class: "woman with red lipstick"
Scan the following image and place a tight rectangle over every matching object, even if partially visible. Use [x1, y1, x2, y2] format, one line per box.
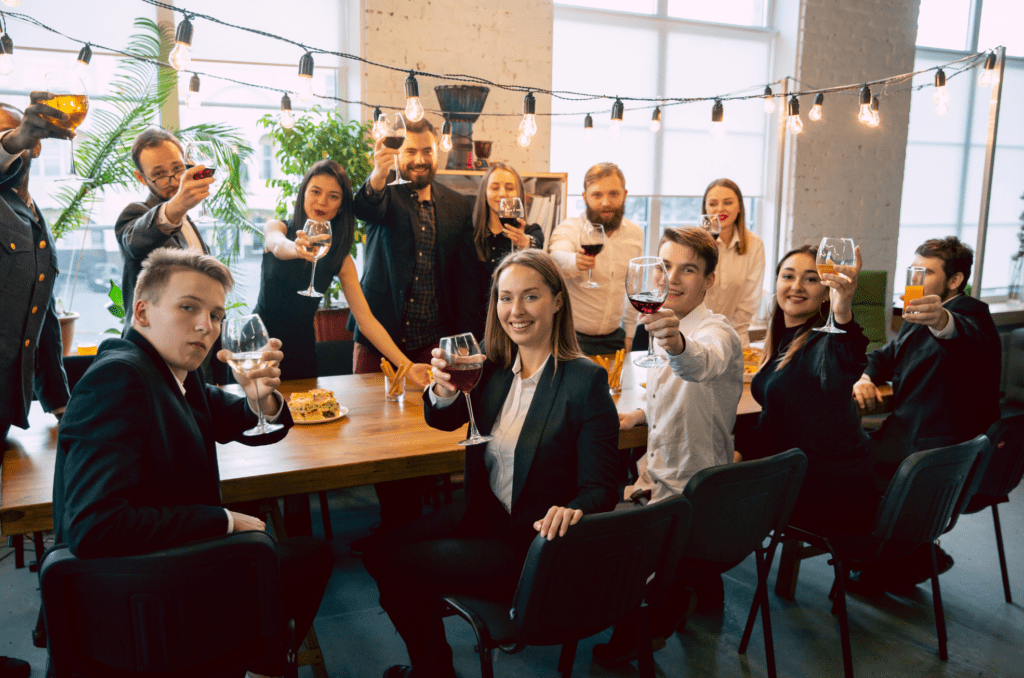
[735, 245, 877, 537]
[701, 178, 765, 349]
[254, 159, 431, 384]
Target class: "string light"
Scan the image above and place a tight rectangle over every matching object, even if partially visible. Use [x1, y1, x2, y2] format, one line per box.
[608, 98, 624, 141]
[72, 44, 92, 75]
[168, 16, 193, 71]
[710, 99, 725, 140]
[786, 96, 803, 135]
[858, 86, 874, 125]
[809, 92, 824, 121]
[869, 96, 880, 127]
[295, 52, 314, 102]
[404, 73, 424, 122]
[649, 106, 662, 133]
[440, 120, 453, 152]
[280, 93, 294, 130]
[933, 69, 948, 116]
[518, 91, 537, 140]
[979, 52, 998, 87]
[583, 114, 594, 144]
[186, 73, 201, 109]
[0, 34, 14, 77]
[763, 85, 775, 114]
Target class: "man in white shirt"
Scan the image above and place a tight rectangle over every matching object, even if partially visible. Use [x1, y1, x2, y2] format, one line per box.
[548, 163, 644, 355]
[593, 226, 743, 667]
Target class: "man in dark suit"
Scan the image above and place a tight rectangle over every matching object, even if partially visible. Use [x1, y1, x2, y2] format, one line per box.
[351, 117, 476, 537]
[0, 91, 74, 678]
[53, 248, 332, 676]
[852, 236, 1001, 590]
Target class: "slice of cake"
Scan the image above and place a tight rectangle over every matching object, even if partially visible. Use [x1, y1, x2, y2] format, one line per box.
[288, 390, 341, 421]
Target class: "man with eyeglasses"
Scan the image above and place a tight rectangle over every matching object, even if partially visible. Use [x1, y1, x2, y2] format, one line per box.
[116, 127, 214, 328]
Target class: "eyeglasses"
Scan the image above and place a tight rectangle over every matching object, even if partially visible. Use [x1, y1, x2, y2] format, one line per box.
[144, 167, 187, 188]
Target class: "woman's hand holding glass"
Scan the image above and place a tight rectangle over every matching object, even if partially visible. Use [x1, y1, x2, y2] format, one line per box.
[292, 230, 330, 263]
[534, 505, 584, 541]
[819, 244, 862, 325]
[428, 348, 479, 399]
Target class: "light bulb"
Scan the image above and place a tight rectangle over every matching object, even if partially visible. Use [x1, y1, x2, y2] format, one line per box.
[979, 52, 998, 87]
[809, 93, 824, 121]
[857, 86, 873, 125]
[607, 119, 622, 141]
[440, 121, 453, 152]
[281, 108, 295, 130]
[710, 121, 726, 140]
[649, 106, 662, 133]
[168, 17, 193, 72]
[763, 85, 774, 114]
[519, 92, 537, 137]
[295, 52, 314, 102]
[868, 96, 881, 128]
[73, 44, 92, 76]
[933, 69, 949, 116]
[583, 114, 594, 144]
[404, 73, 424, 122]
[0, 34, 14, 76]
[185, 73, 201, 110]
[935, 101, 948, 117]
[1, 0, 23, 7]
[517, 132, 532, 149]
[786, 97, 803, 135]
[709, 99, 725, 140]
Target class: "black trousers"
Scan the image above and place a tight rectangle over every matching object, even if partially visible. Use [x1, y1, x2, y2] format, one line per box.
[363, 496, 521, 677]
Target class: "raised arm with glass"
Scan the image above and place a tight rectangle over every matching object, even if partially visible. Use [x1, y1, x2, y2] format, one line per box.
[814, 237, 856, 334]
[185, 141, 220, 223]
[580, 221, 605, 288]
[380, 112, 408, 186]
[41, 71, 89, 178]
[626, 256, 669, 367]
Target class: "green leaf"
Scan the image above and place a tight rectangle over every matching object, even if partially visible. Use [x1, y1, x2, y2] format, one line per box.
[107, 280, 123, 306]
[104, 328, 123, 334]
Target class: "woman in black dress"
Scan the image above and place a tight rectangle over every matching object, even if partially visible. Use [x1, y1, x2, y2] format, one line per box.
[736, 245, 878, 537]
[254, 159, 431, 384]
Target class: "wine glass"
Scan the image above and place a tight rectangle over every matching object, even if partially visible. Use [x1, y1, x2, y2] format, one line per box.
[186, 141, 220, 223]
[222, 314, 283, 437]
[699, 214, 721, 241]
[42, 72, 89, 178]
[498, 197, 526, 247]
[814, 237, 856, 334]
[297, 219, 332, 297]
[438, 332, 492, 446]
[626, 256, 669, 367]
[579, 222, 605, 288]
[380, 112, 408, 185]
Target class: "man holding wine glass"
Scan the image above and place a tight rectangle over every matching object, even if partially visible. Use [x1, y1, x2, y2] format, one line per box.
[549, 163, 644, 356]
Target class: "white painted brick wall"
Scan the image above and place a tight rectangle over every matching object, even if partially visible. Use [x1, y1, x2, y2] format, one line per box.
[362, 0, 554, 173]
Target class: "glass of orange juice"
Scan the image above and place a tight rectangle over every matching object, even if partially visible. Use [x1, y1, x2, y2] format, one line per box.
[76, 342, 97, 356]
[905, 266, 926, 313]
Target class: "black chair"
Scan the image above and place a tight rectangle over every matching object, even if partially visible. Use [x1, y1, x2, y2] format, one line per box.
[442, 496, 692, 678]
[62, 354, 95, 392]
[954, 414, 1024, 603]
[676, 449, 806, 678]
[764, 435, 988, 678]
[40, 531, 298, 678]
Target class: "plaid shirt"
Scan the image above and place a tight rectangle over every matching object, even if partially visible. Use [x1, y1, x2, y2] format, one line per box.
[402, 197, 441, 350]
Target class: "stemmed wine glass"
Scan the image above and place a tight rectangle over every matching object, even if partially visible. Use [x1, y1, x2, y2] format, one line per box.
[700, 214, 721, 241]
[438, 332, 492, 446]
[380, 112, 408, 186]
[297, 219, 332, 297]
[814, 237, 856, 334]
[580, 222, 605, 288]
[498, 197, 526, 247]
[42, 71, 89, 178]
[626, 256, 669, 367]
[222, 314, 283, 437]
[186, 141, 220, 223]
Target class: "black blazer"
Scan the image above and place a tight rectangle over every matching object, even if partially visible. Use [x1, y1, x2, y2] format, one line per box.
[53, 329, 292, 558]
[865, 294, 1001, 452]
[116, 192, 210, 327]
[350, 179, 475, 347]
[0, 156, 69, 430]
[424, 356, 620, 561]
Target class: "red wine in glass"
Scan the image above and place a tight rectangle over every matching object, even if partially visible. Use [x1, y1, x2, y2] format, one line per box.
[499, 216, 519, 229]
[441, 365, 483, 393]
[194, 167, 216, 180]
[628, 292, 665, 315]
[382, 135, 405, 150]
[581, 243, 605, 257]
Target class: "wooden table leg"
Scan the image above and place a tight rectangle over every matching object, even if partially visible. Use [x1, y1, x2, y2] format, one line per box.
[775, 539, 803, 600]
[11, 534, 25, 569]
[258, 499, 330, 678]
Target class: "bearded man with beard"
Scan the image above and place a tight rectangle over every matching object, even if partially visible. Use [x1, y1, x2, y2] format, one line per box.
[351, 116, 475, 538]
[549, 163, 645, 355]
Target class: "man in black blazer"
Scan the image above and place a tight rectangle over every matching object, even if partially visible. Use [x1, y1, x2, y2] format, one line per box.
[53, 249, 332, 674]
[351, 117, 476, 535]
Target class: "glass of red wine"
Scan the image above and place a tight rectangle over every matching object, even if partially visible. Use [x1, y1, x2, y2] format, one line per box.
[438, 332, 493, 446]
[380, 112, 408, 186]
[580, 222, 605, 288]
[498, 197, 526, 247]
[186, 141, 219, 223]
[699, 214, 721, 241]
[626, 256, 669, 368]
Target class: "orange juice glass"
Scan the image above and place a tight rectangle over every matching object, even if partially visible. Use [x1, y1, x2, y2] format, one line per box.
[76, 342, 97, 356]
[905, 266, 926, 311]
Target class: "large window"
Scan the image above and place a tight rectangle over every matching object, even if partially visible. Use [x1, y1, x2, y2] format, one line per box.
[898, 0, 1024, 300]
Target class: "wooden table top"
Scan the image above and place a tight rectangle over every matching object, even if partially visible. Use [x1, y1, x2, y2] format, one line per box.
[1, 353, 764, 537]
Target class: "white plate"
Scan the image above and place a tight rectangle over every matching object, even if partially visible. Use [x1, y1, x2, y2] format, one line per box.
[292, 406, 348, 425]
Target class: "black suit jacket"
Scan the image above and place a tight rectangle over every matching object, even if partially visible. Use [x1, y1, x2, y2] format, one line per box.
[350, 179, 475, 347]
[865, 294, 1001, 452]
[424, 356, 620, 561]
[116, 192, 209, 327]
[0, 156, 69, 430]
[53, 329, 292, 558]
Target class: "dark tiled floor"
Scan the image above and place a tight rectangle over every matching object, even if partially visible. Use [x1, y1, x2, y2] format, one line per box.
[3, 483, 1023, 677]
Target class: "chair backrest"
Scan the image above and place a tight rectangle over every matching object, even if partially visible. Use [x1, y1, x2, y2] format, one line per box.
[975, 413, 1024, 499]
[851, 269, 888, 352]
[942, 433, 993, 534]
[682, 449, 807, 565]
[40, 532, 285, 677]
[508, 496, 691, 647]
[62, 354, 95, 393]
[873, 435, 988, 545]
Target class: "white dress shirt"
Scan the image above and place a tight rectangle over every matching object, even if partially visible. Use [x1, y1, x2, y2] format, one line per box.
[626, 303, 743, 504]
[429, 353, 551, 512]
[929, 294, 960, 338]
[703, 229, 765, 349]
[156, 202, 205, 252]
[548, 214, 645, 338]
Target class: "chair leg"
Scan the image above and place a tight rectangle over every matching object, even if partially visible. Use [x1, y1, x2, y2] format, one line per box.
[739, 575, 761, 655]
[317, 491, 333, 541]
[755, 548, 778, 678]
[929, 542, 948, 661]
[992, 505, 1012, 604]
[476, 640, 495, 678]
[11, 534, 25, 569]
[775, 539, 803, 600]
[557, 640, 577, 677]
[636, 604, 656, 678]
[28, 531, 45, 572]
[830, 557, 855, 678]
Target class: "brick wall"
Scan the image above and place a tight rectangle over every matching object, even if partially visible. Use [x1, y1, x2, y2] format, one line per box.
[362, 0, 554, 173]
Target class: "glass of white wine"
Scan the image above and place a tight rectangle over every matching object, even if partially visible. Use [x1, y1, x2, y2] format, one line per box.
[297, 219, 332, 297]
[814, 237, 856, 334]
[222, 314, 283, 436]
